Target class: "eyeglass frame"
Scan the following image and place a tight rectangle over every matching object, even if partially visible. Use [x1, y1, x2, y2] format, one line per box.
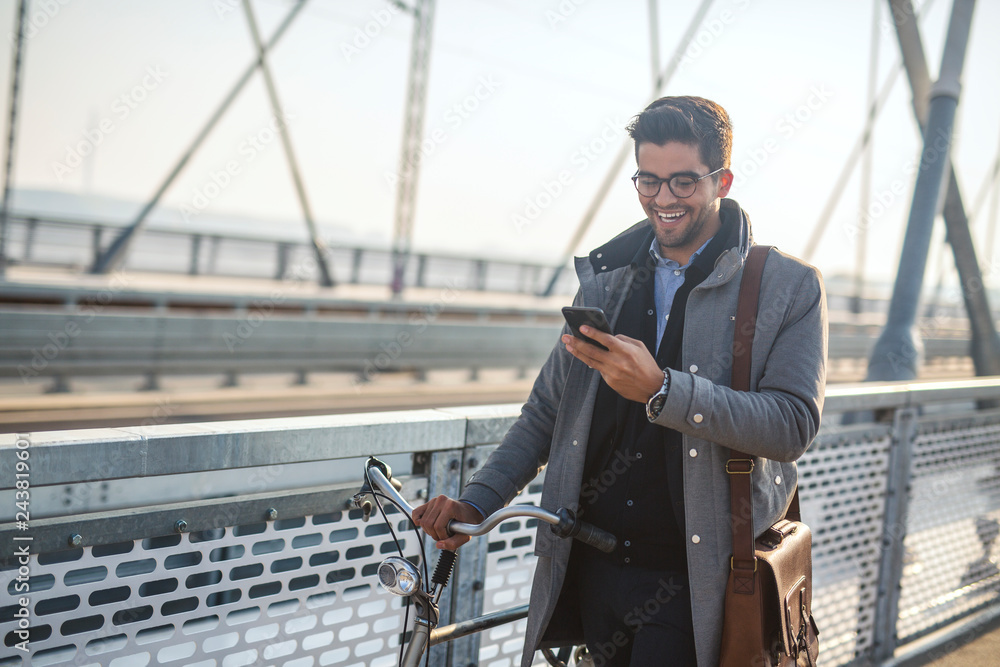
[631, 166, 726, 199]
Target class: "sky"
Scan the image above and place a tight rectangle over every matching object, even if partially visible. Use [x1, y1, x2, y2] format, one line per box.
[1, 0, 999, 290]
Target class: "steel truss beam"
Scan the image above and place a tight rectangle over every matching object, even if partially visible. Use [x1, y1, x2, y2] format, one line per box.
[0, 0, 28, 279]
[541, 0, 718, 297]
[241, 0, 333, 286]
[868, 0, 1000, 380]
[90, 0, 318, 278]
[390, 0, 437, 296]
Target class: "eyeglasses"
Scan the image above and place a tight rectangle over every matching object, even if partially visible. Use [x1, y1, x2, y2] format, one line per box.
[631, 167, 725, 198]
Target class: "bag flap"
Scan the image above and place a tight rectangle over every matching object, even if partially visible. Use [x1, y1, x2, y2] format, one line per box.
[756, 521, 813, 655]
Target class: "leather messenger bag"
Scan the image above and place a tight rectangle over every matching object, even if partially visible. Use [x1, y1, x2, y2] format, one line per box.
[717, 245, 820, 667]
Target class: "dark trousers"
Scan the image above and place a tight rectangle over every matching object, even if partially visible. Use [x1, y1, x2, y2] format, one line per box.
[572, 550, 697, 667]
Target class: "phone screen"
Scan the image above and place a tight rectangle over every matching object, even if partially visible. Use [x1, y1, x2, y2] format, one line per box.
[562, 307, 611, 351]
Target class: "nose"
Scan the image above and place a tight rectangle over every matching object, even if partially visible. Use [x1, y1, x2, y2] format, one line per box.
[653, 182, 679, 208]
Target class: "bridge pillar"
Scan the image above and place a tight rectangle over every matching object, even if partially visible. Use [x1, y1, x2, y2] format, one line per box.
[868, 0, 976, 381]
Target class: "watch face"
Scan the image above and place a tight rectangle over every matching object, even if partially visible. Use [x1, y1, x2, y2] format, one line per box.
[648, 394, 666, 419]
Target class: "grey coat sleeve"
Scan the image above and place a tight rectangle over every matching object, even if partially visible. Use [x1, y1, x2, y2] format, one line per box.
[459, 296, 581, 516]
[652, 264, 827, 462]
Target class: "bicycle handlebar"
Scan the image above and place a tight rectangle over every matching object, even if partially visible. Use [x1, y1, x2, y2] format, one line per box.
[364, 462, 616, 554]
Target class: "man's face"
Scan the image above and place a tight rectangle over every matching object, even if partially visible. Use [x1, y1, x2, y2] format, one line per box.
[636, 141, 732, 265]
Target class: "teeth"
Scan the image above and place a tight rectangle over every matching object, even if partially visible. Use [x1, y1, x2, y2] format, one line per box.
[658, 211, 684, 220]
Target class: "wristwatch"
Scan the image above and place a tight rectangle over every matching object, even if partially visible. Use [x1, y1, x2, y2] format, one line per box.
[645, 369, 671, 421]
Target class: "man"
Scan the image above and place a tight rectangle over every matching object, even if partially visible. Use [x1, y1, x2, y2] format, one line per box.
[413, 96, 827, 666]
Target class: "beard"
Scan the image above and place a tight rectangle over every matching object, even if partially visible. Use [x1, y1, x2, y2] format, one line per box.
[649, 206, 711, 255]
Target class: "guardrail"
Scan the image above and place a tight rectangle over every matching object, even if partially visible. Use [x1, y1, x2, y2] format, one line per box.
[1, 213, 581, 295]
[0, 305, 976, 391]
[2, 378, 1000, 666]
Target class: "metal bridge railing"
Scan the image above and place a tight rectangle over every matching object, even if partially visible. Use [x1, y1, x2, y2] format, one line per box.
[1, 380, 1000, 666]
[0, 213, 581, 296]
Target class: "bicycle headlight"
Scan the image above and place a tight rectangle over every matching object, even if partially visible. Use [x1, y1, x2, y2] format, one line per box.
[378, 556, 421, 596]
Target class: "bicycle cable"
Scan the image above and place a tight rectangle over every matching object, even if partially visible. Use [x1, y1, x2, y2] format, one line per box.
[363, 468, 432, 666]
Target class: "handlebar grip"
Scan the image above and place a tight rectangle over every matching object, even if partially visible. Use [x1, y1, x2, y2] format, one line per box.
[572, 520, 617, 554]
[551, 507, 617, 554]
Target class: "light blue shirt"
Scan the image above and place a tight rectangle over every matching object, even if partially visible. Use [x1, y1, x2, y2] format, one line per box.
[649, 236, 712, 353]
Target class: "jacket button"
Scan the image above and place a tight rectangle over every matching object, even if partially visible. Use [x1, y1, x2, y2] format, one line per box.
[597, 252, 603, 259]
[693, 413, 704, 424]
[601, 265, 607, 270]
[691, 535, 701, 544]
[572, 440, 578, 446]
[647, 309, 653, 316]
[688, 448, 698, 457]
[605, 286, 610, 291]
[689, 364, 698, 373]
[775, 476, 782, 484]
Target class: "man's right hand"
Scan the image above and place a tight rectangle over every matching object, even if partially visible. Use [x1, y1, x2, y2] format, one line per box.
[411, 495, 485, 551]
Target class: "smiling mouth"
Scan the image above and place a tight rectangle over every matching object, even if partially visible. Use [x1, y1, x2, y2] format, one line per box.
[656, 210, 686, 224]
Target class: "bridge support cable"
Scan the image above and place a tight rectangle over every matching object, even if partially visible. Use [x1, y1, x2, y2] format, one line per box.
[852, 0, 882, 315]
[867, 0, 982, 381]
[390, 0, 437, 297]
[541, 0, 717, 297]
[875, 0, 1000, 379]
[241, 0, 333, 286]
[0, 0, 28, 280]
[90, 0, 309, 275]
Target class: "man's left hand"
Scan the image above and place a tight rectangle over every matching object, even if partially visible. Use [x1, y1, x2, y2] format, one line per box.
[562, 326, 664, 403]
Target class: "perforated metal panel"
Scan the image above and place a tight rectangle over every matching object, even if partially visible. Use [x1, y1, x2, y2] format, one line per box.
[797, 425, 893, 666]
[4, 397, 1000, 666]
[0, 493, 426, 667]
[895, 413, 1000, 643]
[478, 481, 546, 667]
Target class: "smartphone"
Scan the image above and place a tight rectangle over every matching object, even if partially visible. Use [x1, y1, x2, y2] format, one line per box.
[562, 306, 612, 351]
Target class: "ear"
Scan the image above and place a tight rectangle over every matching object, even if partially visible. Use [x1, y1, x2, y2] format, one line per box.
[716, 169, 734, 198]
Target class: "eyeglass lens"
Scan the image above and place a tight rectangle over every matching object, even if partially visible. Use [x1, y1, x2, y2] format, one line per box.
[633, 175, 700, 198]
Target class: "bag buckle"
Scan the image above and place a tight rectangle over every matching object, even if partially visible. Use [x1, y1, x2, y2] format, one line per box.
[726, 458, 754, 474]
[730, 556, 757, 572]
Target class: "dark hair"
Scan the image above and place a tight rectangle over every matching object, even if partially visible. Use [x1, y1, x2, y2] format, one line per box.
[626, 96, 732, 170]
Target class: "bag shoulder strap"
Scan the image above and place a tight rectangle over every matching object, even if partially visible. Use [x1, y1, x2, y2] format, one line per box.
[726, 245, 801, 588]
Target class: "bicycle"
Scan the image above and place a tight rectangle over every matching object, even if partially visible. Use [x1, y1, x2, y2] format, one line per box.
[353, 456, 617, 667]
